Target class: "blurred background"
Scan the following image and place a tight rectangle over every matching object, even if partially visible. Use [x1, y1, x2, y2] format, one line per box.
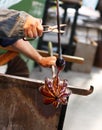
[0, 0, 102, 130]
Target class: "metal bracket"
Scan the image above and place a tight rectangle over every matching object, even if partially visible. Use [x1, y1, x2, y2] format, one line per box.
[0, 73, 94, 96]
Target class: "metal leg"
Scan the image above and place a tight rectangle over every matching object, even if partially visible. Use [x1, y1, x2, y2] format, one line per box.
[64, 8, 78, 71]
[58, 97, 69, 130]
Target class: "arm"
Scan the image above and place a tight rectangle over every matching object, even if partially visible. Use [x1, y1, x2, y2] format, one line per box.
[0, 9, 56, 67]
[0, 9, 43, 39]
[12, 39, 56, 67]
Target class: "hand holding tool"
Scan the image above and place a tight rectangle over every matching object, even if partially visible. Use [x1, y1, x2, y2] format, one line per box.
[23, 24, 66, 41]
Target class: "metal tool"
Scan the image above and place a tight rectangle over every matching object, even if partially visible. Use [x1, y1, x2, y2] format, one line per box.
[43, 24, 66, 33]
[55, 0, 94, 95]
[55, 0, 66, 72]
[23, 24, 66, 41]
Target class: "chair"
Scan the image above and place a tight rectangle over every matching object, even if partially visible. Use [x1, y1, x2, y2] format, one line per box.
[37, 0, 82, 71]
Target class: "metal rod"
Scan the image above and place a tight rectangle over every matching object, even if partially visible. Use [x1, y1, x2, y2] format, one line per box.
[56, 0, 62, 59]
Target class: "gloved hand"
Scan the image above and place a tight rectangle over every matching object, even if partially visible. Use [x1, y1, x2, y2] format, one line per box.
[38, 56, 57, 67]
[23, 15, 43, 38]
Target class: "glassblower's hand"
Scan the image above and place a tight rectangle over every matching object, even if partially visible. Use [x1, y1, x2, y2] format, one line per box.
[38, 56, 57, 67]
[23, 15, 43, 38]
[12, 39, 57, 68]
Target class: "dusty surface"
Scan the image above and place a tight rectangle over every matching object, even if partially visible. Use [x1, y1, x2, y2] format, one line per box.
[0, 76, 61, 130]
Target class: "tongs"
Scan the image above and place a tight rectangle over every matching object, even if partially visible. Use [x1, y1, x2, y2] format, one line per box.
[23, 24, 66, 41]
[43, 24, 66, 33]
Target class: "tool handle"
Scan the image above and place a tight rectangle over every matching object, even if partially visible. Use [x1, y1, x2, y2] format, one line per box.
[37, 49, 84, 64]
[48, 42, 56, 77]
[0, 46, 84, 64]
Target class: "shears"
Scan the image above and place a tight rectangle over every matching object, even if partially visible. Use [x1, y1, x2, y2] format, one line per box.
[23, 24, 66, 41]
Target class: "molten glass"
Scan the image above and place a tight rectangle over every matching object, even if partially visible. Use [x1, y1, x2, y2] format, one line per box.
[56, 58, 66, 71]
[39, 75, 71, 108]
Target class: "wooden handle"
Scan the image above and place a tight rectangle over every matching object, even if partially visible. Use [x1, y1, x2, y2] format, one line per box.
[37, 49, 84, 64]
[48, 42, 56, 77]
[0, 46, 84, 64]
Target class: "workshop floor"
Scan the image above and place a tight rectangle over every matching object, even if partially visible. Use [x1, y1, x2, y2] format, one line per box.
[30, 66, 102, 130]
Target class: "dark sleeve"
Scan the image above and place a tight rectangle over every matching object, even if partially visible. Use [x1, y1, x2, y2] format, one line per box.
[0, 9, 29, 39]
[0, 38, 18, 47]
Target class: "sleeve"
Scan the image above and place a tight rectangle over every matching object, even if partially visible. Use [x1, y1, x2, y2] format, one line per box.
[0, 8, 29, 39]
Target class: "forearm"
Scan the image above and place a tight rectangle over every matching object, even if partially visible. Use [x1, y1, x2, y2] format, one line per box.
[12, 39, 42, 63]
[11, 39, 56, 67]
